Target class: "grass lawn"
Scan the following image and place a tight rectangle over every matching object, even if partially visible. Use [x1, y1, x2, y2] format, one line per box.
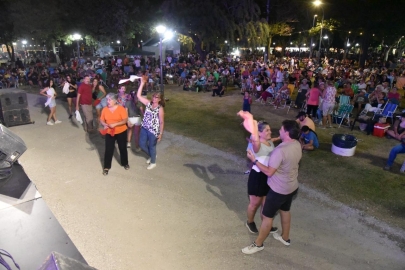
[19, 83, 405, 230]
[161, 85, 405, 231]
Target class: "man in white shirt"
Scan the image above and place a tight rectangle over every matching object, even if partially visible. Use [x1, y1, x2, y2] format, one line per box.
[116, 58, 123, 67]
[134, 57, 141, 72]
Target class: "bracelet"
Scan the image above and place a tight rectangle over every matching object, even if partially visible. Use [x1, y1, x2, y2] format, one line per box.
[253, 160, 258, 165]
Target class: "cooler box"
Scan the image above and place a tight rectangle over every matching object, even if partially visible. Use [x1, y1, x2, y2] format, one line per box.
[373, 123, 390, 137]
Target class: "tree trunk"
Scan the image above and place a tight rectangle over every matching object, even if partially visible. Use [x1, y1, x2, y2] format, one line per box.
[5, 42, 15, 67]
[193, 38, 207, 61]
[359, 34, 370, 68]
[397, 48, 404, 58]
[384, 46, 393, 61]
[52, 42, 56, 54]
[267, 35, 273, 62]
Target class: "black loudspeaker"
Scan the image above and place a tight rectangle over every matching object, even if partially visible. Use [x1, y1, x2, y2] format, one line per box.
[0, 88, 33, 127]
[0, 124, 27, 186]
[38, 252, 97, 270]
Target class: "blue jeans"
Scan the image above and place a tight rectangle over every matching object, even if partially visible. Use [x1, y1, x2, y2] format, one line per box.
[140, 127, 158, 164]
[276, 82, 283, 91]
[387, 143, 405, 166]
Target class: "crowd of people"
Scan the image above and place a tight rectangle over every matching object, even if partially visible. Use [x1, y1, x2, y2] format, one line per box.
[2, 49, 404, 256]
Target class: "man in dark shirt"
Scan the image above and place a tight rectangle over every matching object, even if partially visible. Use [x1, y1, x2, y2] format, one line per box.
[212, 80, 224, 97]
[15, 58, 24, 69]
[76, 75, 94, 132]
[27, 68, 39, 86]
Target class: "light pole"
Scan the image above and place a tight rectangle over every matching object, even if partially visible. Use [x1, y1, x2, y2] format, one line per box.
[156, 25, 173, 94]
[156, 25, 166, 93]
[309, 14, 317, 59]
[22, 40, 27, 59]
[73, 33, 81, 58]
[313, 0, 324, 65]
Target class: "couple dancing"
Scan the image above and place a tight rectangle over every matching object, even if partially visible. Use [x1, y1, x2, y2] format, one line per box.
[238, 110, 302, 254]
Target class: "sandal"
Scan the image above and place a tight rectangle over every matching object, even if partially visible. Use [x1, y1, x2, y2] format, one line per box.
[124, 165, 130, 170]
[103, 169, 109, 176]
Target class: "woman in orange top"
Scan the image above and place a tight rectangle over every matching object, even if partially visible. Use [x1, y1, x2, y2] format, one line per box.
[99, 93, 129, 175]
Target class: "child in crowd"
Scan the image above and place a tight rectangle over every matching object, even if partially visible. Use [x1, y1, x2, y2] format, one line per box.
[242, 91, 252, 112]
[299, 125, 319, 151]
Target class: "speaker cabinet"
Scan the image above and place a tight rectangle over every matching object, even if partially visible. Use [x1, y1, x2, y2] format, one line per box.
[0, 88, 33, 127]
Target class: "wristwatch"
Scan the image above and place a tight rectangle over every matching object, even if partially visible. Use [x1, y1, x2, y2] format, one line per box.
[253, 160, 258, 165]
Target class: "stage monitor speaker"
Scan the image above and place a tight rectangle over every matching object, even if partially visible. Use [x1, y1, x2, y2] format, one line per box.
[38, 252, 97, 270]
[0, 88, 32, 127]
[0, 124, 27, 164]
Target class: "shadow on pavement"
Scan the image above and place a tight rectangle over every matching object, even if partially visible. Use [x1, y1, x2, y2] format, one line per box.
[184, 163, 247, 222]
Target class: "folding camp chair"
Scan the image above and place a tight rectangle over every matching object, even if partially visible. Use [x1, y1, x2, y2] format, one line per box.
[333, 103, 354, 128]
[339, 95, 350, 105]
[372, 102, 398, 123]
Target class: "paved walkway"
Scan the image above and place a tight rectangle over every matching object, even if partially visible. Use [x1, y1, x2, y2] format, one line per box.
[8, 93, 405, 269]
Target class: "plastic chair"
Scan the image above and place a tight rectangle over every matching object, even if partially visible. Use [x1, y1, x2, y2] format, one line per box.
[333, 103, 354, 128]
[339, 95, 350, 105]
[372, 102, 398, 123]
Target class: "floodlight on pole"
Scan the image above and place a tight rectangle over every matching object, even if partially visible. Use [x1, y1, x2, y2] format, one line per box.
[156, 25, 166, 34]
[72, 33, 81, 58]
[313, 0, 324, 64]
[309, 14, 318, 58]
[156, 25, 173, 94]
[164, 30, 174, 41]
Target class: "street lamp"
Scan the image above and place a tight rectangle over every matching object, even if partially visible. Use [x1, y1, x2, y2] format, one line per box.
[309, 14, 318, 58]
[156, 25, 173, 94]
[313, 0, 324, 64]
[72, 33, 81, 58]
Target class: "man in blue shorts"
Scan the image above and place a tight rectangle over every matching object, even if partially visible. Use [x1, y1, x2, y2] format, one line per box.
[242, 119, 302, 254]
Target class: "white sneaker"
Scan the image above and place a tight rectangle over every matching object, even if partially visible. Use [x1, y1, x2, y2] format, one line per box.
[146, 158, 151, 164]
[241, 242, 264, 254]
[54, 120, 62, 124]
[47, 121, 54, 126]
[272, 232, 291, 246]
[127, 142, 131, 148]
[147, 163, 156, 170]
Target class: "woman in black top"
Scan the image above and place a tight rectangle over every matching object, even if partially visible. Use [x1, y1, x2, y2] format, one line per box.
[65, 75, 77, 119]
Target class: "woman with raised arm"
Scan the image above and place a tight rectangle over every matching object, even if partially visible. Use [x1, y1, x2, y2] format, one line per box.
[136, 76, 165, 170]
[244, 118, 279, 235]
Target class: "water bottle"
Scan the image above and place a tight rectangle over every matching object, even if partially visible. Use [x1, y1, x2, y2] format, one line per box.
[400, 161, 405, 173]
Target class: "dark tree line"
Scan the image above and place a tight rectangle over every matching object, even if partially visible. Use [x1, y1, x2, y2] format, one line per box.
[1, 0, 404, 67]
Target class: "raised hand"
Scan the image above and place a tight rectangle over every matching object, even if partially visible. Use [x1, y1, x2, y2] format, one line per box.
[237, 110, 258, 136]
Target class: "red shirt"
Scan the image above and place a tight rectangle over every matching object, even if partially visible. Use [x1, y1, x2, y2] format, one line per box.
[388, 92, 400, 100]
[78, 83, 93, 105]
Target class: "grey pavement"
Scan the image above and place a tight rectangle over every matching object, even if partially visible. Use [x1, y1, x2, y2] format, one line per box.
[6, 93, 405, 269]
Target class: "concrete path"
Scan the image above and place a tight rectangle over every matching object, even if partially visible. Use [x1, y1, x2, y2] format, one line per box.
[7, 93, 405, 269]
